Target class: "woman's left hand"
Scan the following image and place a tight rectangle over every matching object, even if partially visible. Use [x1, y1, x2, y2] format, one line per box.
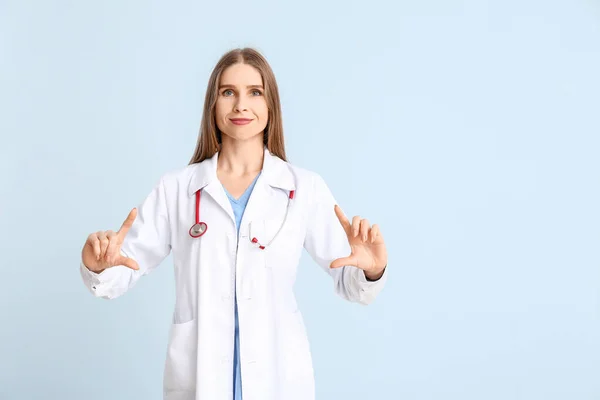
[330, 205, 388, 280]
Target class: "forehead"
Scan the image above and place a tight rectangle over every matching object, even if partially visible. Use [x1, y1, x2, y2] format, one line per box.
[220, 63, 263, 85]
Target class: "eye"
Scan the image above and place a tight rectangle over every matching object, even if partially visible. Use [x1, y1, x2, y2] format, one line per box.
[251, 89, 263, 96]
[222, 89, 234, 97]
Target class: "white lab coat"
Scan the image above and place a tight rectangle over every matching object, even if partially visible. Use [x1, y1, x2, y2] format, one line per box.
[80, 147, 388, 400]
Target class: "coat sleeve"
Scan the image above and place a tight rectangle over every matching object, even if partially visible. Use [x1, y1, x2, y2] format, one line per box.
[303, 173, 388, 305]
[80, 176, 172, 300]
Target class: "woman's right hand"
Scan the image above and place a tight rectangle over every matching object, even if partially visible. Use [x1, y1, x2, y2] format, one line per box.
[82, 208, 140, 273]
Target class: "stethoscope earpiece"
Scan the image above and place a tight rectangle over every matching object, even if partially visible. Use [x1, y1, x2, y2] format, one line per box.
[251, 237, 266, 250]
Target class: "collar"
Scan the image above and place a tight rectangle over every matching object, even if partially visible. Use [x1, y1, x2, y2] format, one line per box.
[187, 146, 295, 196]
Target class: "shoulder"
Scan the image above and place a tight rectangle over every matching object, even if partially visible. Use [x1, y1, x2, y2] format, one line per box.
[283, 159, 322, 185]
[150, 163, 201, 197]
[159, 163, 199, 184]
[284, 159, 334, 199]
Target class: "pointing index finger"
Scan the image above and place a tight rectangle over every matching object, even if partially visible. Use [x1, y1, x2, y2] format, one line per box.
[117, 208, 137, 238]
[334, 205, 351, 236]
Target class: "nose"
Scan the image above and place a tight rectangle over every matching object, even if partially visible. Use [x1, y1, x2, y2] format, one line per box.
[233, 97, 248, 112]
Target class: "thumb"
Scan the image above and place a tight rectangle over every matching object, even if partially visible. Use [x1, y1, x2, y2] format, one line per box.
[330, 255, 356, 269]
[115, 255, 139, 271]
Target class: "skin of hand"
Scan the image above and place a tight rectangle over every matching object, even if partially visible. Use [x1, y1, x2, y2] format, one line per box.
[82, 208, 139, 273]
[330, 205, 388, 280]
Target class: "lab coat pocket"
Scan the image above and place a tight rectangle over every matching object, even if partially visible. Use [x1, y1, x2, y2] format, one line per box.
[163, 319, 197, 393]
[261, 216, 304, 270]
[173, 311, 194, 325]
[257, 217, 304, 313]
[173, 303, 194, 325]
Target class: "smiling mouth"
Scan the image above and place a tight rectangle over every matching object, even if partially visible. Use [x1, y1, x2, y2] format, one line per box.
[230, 118, 253, 125]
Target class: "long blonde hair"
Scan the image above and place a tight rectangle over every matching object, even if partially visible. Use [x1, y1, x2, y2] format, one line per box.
[188, 48, 287, 164]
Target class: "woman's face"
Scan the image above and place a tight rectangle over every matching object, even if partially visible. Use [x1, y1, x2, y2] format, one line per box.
[215, 63, 269, 143]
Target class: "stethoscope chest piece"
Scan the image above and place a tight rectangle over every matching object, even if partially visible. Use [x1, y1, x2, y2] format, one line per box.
[189, 222, 207, 238]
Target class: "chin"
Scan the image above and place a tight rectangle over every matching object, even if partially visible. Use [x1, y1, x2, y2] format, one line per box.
[222, 129, 265, 143]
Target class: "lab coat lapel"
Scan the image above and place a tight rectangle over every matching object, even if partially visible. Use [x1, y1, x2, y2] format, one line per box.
[203, 181, 234, 223]
[187, 151, 235, 224]
[239, 176, 270, 229]
[239, 147, 296, 229]
[187, 147, 296, 231]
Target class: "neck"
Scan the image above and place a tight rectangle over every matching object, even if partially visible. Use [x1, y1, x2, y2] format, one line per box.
[218, 135, 264, 175]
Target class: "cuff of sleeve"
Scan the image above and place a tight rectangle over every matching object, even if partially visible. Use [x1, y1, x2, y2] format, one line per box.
[359, 266, 388, 285]
[356, 266, 388, 304]
[79, 261, 122, 295]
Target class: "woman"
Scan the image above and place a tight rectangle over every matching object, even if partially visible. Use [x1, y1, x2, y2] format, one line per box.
[80, 48, 388, 400]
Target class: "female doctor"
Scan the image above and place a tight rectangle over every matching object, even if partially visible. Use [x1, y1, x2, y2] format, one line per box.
[80, 48, 388, 400]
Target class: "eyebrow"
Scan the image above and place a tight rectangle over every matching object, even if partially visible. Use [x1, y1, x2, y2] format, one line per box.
[218, 84, 264, 89]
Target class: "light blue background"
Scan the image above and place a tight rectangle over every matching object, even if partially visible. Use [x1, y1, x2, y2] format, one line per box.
[1, 0, 599, 399]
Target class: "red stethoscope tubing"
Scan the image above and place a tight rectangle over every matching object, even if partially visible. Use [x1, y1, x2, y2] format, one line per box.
[188, 190, 208, 238]
[189, 189, 295, 250]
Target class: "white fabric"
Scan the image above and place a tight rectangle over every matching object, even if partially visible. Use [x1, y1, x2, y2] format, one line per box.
[80, 148, 388, 400]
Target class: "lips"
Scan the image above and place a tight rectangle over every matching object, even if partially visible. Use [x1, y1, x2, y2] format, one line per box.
[230, 118, 253, 125]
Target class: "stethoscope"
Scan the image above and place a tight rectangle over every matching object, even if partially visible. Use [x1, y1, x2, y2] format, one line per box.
[189, 187, 295, 250]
